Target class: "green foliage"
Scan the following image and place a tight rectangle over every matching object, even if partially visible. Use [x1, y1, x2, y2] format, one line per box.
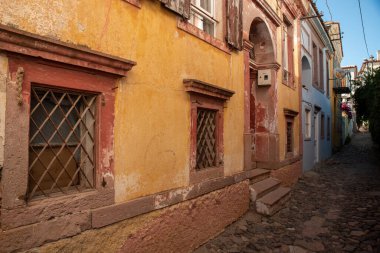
[354, 68, 380, 144]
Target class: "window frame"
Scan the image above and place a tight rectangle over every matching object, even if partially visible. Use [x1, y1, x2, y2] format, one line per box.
[285, 117, 294, 157]
[312, 42, 318, 87]
[189, 93, 224, 184]
[190, 0, 217, 36]
[184, 79, 234, 184]
[319, 49, 324, 91]
[27, 85, 98, 200]
[321, 113, 325, 140]
[304, 108, 311, 140]
[326, 59, 330, 97]
[283, 109, 298, 158]
[282, 17, 294, 87]
[327, 116, 331, 141]
[1, 55, 117, 229]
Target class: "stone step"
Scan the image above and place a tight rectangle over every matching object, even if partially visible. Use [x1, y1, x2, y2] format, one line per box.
[249, 177, 281, 201]
[249, 168, 271, 184]
[256, 186, 291, 216]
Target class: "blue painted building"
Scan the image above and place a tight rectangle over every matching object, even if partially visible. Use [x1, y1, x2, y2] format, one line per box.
[300, 3, 337, 171]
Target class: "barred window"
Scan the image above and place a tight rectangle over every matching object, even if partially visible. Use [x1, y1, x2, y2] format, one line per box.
[184, 79, 233, 184]
[196, 108, 217, 169]
[286, 120, 293, 153]
[28, 86, 97, 200]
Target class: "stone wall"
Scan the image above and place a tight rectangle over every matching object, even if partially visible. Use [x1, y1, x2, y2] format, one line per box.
[15, 181, 250, 253]
[271, 161, 302, 186]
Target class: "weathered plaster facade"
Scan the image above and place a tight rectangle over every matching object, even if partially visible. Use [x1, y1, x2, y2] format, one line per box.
[0, 0, 315, 251]
[0, 0, 247, 251]
[242, 0, 306, 184]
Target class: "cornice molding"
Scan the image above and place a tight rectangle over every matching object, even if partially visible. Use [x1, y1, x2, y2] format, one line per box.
[284, 108, 299, 117]
[249, 60, 281, 71]
[183, 79, 235, 101]
[0, 25, 136, 77]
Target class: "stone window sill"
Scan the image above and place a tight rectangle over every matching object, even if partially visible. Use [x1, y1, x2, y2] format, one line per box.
[177, 20, 231, 54]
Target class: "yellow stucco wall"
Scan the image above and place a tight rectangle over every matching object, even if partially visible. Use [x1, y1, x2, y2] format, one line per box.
[0, 0, 245, 202]
[276, 16, 301, 161]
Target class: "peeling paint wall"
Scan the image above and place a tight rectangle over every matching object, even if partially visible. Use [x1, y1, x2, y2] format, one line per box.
[0, 0, 245, 203]
[242, 0, 302, 163]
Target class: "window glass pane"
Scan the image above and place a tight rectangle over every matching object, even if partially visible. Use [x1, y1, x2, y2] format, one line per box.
[203, 18, 214, 35]
[200, 0, 212, 13]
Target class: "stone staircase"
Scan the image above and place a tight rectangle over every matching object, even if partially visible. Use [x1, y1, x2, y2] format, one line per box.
[249, 169, 291, 216]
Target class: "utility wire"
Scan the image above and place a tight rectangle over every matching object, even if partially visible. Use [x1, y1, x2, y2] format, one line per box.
[358, 0, 370, 58]
[325, 0, 332, 20]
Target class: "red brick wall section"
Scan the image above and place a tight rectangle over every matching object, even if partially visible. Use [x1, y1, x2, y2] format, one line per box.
[270, 161, 302, 186]
[118, 180, 250, 253]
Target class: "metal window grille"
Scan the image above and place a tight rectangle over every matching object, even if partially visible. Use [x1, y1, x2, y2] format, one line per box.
[196, 108, 217, 170]
[286, 121, 293, 153]
[28, 86, 97, 200]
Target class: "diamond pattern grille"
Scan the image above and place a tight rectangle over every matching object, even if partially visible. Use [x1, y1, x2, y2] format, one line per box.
[286, 121, 293, 153]
[28, 86, 97, 200]
[196, 108, 217, 170]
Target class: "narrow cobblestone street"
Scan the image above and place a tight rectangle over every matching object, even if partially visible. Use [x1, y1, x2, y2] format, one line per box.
[195, 132, 380, 253]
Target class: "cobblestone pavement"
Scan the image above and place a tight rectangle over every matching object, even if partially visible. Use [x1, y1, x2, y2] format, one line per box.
[195, 133, 380, 253]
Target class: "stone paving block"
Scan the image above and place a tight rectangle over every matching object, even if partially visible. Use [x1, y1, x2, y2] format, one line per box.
[195, 133, 380, 253]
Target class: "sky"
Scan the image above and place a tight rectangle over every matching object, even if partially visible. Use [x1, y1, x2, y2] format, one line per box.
[315, 0, 380, 69]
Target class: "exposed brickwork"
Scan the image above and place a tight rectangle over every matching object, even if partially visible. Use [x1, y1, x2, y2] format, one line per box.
[270, 161, 302, 186]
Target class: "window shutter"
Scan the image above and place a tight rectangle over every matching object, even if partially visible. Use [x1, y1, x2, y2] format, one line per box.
[159, 0, 191, 19]
[226, 0, 243, 50]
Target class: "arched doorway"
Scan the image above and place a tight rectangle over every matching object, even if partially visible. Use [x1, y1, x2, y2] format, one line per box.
[247, 18, 278, 164]
[249, 18, 275, 65]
